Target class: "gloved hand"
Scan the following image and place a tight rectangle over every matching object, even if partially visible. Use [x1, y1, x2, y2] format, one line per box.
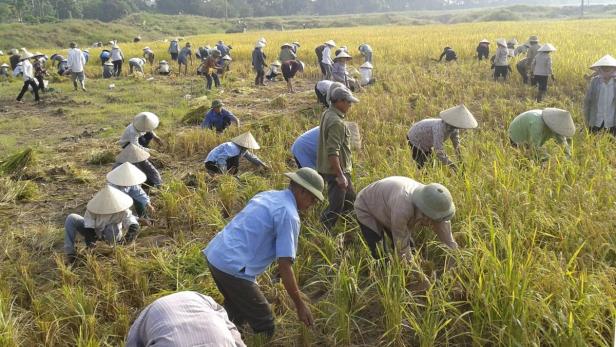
[82, 227, 98, 248]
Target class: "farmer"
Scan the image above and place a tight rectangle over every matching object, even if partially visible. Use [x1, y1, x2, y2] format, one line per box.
[32, 53, 47, 93]
[126, 291, 246, 347]
[50, 53, 64, 67]
[15, 53, 40, 103]
[508, 108, 574, 161]
[355, 176, 458, 260]
[115, 144, 163, 189]
[282, 60, 304, 93]
[119, 112, 163, 150]
[0, 63, 9, 80]
[156, 60, 171, 76]
[168, 38, 179, 62]
[216, 40, 231, 57]
[143, 47, 155, 66]
[531, 43, 556, 102]
[516, 58, 530, 84]
[332, 51, 360, 92]
[292, 126, 319, 169]
[438, 46, 457, 62]
[200, 50, 221, 90]
[584, 55, 616, 135]
[315, 80, 334, 107]
[9, 49, 21, 70]
[317, 86, 360, 231]
[63, 185, 139, 264]
[204, 132, 268, 175]
[359, 62, 374, 86]
[525, 35, 541, 84]
[492, 39, 510, 81]
[103, 61, 114, 78]
[128, 57, 146, 75]
[514, 41, 530, 57]
[358, 43, 373, 63]
[218, 55, 232, 79]
[335, 46, 349, 57]
[279, 43, 297, 63]
[203, 167, 324, 337]
[111, 43, 125, 77]
[476, 39, 490, 61]
[321, 40, 336, 80]
[106, 162, 154, 218]
[291, 41, 301, 54]
[266, 60, 281, 81]
[201, 99, 240, 133]
[99, 49, 111, 66]
[67, 42, 86, 91]
[252, 41, 267, 86]
[178, 42, 193, 75]
[82, 49, 90, 64]
[406, 104, 478, 170]
[507, 39, 517, 56]
[57, 59, 69, 75]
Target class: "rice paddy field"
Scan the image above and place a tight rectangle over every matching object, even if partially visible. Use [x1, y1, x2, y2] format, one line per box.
[0, 18, 615, 346]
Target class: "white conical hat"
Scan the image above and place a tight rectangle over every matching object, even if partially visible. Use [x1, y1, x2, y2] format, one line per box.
[479, 39, 490, 44]
[334, 51, 352, 60]
[20, 52, 34, 61]
[496, 38, 507, 46]
[272, 60, 282, 67]
[116, 144, 150, 163]
[222, 55, 232, 61]
[360, 62, 373, 69]
[324, 40, 336, 47]
[439, 104, 478, 129]
[590, 55, 616, 69]
[542, 108, 575, 137]
[106, 162, 146, 187]
[86, 185, 133, 215]
[104, 61, 114, 66]
[255, 41, 265, 48]
[1, 63, 8, 68]
[133, 112, 159, 132]
[538, 43, 556, 52]
[231, 132, 260, 149]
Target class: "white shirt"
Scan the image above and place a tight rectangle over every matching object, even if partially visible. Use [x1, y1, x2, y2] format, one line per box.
[360, 68, 372, 86]
[128, 58, 144, 67]
[21, 60, 34, 81]
[595, 78, 616, 128]
[159, 62, 170, 73]
[67, 48, 85, 73]
[532, 53, 552, 76]
[494, 46, 509, 66]
[83, 209, 137, 240]
[111, 48, 124, 61]
[119, 124, 154, 150]
[322, 45, 333, 65]
[316, 80, 334, 94]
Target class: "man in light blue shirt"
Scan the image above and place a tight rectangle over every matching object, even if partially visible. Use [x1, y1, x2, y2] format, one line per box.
[291, 126, 319, 169]
[204, 132, 268, 175]
[203, 168, 324, 337]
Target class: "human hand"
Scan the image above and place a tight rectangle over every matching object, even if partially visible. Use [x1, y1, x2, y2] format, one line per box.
[147, 204, 156, 214]
[296, 301, 314, 327]
[335, 174, 348, 190]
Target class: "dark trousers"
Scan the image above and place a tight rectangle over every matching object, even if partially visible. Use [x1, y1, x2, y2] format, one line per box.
[320, 172, 356, 231]
[408, 141, 431, 169]
[112, 60, 123, 76]
[36, 76, 45, 92]
[315, 86, 328, 107]
[266, 71, 279, 81]
[589, 126, 616, 136]
[358, 221, 414, 259]
[534, 75, 549, 91]
[516, 63, 528, 84]
[208, 263, 275, 336]
[16, 79, 40, 101]
[206, 73, 220, 89]
[318, 61, 327, 76]
[205, 156, 240, 175]
[493, 65, 509, 80]
[255, 68, 265, 85]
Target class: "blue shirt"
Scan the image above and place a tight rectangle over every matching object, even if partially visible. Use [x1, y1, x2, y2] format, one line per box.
[204, 189, 300, 281]
[109, 183, 150, 206]
[216, 44, 229, 56]
[291, 126, 319, 169]
[204, 142, 264, 169]
[82, 51, 89, 64]
[201, 108, 238, 133]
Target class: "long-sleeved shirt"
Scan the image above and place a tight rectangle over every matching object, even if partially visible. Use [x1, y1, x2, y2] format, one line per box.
[508, 110, 570, 159]
[584, 76, 616, 128]
[251, 48, 266, 69]
[119, 124, 154, 150]
[317, 106, 352, 174]
[332, 62, 349, 84]
[21, 60, 34, 81]
[407, 118, 460, 165]
[493, 46, 509, 66]
[67, 48, 85, 73]
[279, 47, 296, 63]
[526, 43, 541, 67]
[355, 176, 457, 260]
[111, 48, 124, 62]
[109, 183, 150, 206]
[126, 291, 246, 347]
[322, 45, 333, 65]
[439, 49, 457, 62]
[204, 142, 264, 171]
[531, 52, 552, 76]
[83, 209, 138, 240]
[216, 44, 230, 57]
[291, 126, 319, 169]
[201, 108, 239, 132]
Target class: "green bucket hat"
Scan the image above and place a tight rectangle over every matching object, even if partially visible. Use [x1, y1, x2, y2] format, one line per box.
[211, 100, 224, 108]
[284, 168, 325, 201]
[412, 183, 455, 222]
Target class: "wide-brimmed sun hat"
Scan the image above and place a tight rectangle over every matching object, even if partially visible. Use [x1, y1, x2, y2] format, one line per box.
[331, 87, 359, 103]
[19, 52, 34, 61]
[86, 185, 133, 215]
[284, 167, 325, 201]
[211, 99, 224, 108]
[542, 108, 575, 137]
[334, 51, 352, 60]
[116, 144, 150, 163]
[222, 55, 232, 61]
[360, 62, 373, 69]
[106, 162, 147, 187]
[104, 61, 114, 66]
[324, 40, 337, 47]
[255, 42, 265, 49]
[439, 104, 478, 129]
[160, 60, 168, 64]
[112, 44, 120, 49]
[479, 39, 490, 44]
[0, 63, 8, 68]
[538, 43, 556, 52]
[281, 43, 292, 48]
[496, 38, 507, 47]
[143, 46, 150, 51]
[590, 55, 616, 69]
[231, 132, 260, 150]
[258, 37, 267, 44]
[528, 35, 539, 42]
[292, 41, 300, 47]
[412, 183, 455, 222]
[133, 112, 159, 132]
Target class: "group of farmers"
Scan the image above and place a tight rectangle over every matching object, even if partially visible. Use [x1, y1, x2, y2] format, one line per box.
[3, 30, 610, 344]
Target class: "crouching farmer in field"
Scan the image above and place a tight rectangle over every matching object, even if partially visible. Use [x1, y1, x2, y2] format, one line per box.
[354, 176, 458, 260]
[315, 80, 334, 107]
[128, 57, 146, 75]
[204, 132, 268, 175]
[118, 112, 164, 187]
[203, 167, 324, 337]
[201, 99, 240, 133]
[103, 61, 114, 79]
[0, 63, 9, 80]
[584, 55, 616, 135]
[508, 108, 575, 161]
[406, 104, 478, 171]
[126, 291, 246, 347]
[107, 162, 154, 219]
[64, 185, 139, 264]
[115, 144, 163, 190]
[156, 60, 171, 76]
[291, 126, 319, 169]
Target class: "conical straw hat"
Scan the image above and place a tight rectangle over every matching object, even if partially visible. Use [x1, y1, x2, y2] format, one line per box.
[496, 38, 507, 46]
[86, 185, 133, 215]
[324, 40, 336, 47]
[360, 62, 373, 69]
[538, 43, 556, 52]
[116, 144, 150, 163]
[106, 162, 147, 187]
[335, 51, 352, 60]
[231, 132, 260, 150]
[133, 112, 159, 132]
[439, 104, 478, 129]
[479, 39, 490, 44]
[542, 108, 575, 137]
[590, 55, 616, 69]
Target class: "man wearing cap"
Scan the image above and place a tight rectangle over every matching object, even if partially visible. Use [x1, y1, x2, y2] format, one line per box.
[111, 43, 125, 77]
[584, 55, 616, 135]
[63, 185, 140, 264]
[67, 42, 86, 91]
[476, 39, 490, 61]
[107, 162, 154, 218]
[355, 176, 458, 260]
[407, 105, 477, 170]
[358, 43, 372, 63]
[203, 167, 325, 336]
[282, 60, 304, 93]
[128, 57, 146, 75]
[492, 39, 510, 81]
[126, 291, 246, 347]
[508, 108, 574, 161]
[201, 100, 240, 133]
[178, 42, 193, 76]
[115, 144, 163, 189]
[292, 126, 320, 169]
[15, 53, 40, 103]
[216, 40, 231, 57]
[525, 35, 541, 84]
[279, 43, 297, 64]
[322, 40, 336, 80]
[317, 86, 359, 231]
[531, 44, 556, 102]
[204, 132, 268, 175]
[252, 41, 267, 86]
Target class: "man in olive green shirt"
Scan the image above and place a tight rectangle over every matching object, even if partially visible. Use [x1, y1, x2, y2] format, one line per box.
[317, 87, 359, 231]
